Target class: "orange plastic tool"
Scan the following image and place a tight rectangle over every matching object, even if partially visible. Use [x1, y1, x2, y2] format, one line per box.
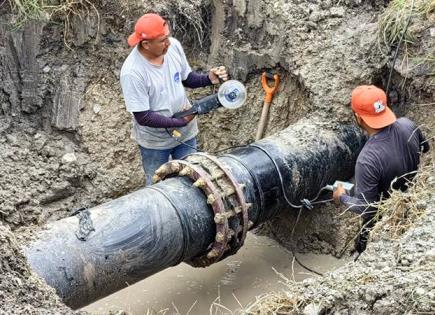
[256, 72, 281, 140]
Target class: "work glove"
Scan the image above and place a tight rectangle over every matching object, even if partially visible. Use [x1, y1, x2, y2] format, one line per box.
[209, 66, 228, 84]
[354, 227, 370, 254]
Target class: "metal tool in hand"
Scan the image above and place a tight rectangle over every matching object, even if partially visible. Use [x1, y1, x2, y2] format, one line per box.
[173, 80, 247, 119]
[325, 180, 355, 196]
[255, 71, 280, 140]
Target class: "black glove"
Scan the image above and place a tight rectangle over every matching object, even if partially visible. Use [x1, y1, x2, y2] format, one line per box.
[354, 227, 370, 254]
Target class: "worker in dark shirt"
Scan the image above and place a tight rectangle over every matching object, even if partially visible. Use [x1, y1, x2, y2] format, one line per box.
[333, 85, 430, 254]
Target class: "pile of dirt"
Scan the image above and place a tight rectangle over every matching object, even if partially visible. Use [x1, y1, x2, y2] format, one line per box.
[0, 223, 76, 313]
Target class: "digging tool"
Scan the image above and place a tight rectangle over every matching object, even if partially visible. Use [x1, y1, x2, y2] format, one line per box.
[255, 72, 280, 140]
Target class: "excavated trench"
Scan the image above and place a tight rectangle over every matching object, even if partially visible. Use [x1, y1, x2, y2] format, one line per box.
[83, 233, 345, 314]
[1, 0, 434, 314]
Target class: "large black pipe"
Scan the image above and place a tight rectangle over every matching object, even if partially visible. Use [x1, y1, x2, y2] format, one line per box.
[23, 119, 365, 308]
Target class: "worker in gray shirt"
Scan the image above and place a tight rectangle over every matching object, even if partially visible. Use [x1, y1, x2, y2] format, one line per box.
[333, 85, 430, 254]
[120, 13, 228, 185]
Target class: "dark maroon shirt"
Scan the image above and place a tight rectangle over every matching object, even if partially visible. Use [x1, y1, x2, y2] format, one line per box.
[340, 117, 429, 219]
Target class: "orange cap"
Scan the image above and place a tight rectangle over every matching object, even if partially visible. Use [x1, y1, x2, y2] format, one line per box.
[351, 85, 396, 129]
[127, 13, 170, 47]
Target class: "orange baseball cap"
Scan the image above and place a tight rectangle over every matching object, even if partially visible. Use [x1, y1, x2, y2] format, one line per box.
[127, 13, 170, 47]
[351, 85, 396, 129]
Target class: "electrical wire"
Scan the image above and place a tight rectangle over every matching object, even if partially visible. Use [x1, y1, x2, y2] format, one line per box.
[166, 127, 253, 156]
[249, 144, 332, 208]
[167, 131, 333, 275]
[165, 128, 203, 152]
[249, 144, 332, 276]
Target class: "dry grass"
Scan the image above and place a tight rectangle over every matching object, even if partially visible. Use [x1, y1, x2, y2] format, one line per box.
[244, 294, 304, 315]
[6, 0, 45, 24]
[378, 0, 435, 48]
[372, 145, 434, 239]
[156, 1, 212, 54]
[6, 0, 100, 48]
[378, 0, 435, 85]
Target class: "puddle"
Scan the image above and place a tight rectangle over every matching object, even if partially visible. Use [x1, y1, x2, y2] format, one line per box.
[83, 233, 344, 314]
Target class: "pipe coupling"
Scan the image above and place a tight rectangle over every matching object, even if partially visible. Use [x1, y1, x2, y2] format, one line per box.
[153, 153, 251, 267]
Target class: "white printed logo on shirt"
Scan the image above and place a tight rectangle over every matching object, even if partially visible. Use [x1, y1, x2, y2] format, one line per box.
[373, 100, 385, 113]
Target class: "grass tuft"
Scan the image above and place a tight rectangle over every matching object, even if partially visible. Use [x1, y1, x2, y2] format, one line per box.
[372, 136, 434, 239]
[378, 0, 435, 48]
[7, 0, 101, 49]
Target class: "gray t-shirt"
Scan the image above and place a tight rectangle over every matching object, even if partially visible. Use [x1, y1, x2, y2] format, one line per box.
[341, 117, 430, 217]
[120, 37, 198, 149]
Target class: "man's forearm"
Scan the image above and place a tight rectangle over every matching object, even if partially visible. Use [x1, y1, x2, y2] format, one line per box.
[182, 71, 212, 88]
[133, 111, 187, 128]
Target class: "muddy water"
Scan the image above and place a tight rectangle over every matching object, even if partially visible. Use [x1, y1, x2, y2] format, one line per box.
[84, 233, 344, 314]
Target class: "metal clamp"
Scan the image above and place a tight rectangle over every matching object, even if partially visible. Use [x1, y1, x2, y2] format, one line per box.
[189, 153, 251, 250]
[153, 153, 251, 267]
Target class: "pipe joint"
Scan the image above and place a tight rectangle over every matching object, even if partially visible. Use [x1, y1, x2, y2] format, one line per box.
[153, 153, 250, 267]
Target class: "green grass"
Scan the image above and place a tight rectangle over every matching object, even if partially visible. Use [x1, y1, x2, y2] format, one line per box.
[379, 0, 435, 48]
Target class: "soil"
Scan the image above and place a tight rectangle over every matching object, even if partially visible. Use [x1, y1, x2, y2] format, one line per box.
[0, 0, 433, 314]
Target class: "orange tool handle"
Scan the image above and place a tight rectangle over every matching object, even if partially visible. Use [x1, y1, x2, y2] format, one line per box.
[261, 72, 281, 103]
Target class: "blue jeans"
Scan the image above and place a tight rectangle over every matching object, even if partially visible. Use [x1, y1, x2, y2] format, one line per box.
[139, 137, 197, 185]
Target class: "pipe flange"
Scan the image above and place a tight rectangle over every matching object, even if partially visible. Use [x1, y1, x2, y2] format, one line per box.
[188, 153, 250, 253]
[153, 160, 231, 266]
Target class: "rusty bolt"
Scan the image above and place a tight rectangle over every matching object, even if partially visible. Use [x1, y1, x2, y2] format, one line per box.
[152, 174, 161, 183]
[215, 232, 226, 243]
[207, 194, 216, 205]
[207, 249, 219, 259]
[214, 213, 225, 224]
[155, 165, 169, 176]
[234, 206, 242, 214]
[193, 178, 206, 188]
[179, 167, 192, 176]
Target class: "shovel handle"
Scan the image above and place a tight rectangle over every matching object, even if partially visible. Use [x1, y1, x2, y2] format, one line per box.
[255, 101, 271, 140]
[261, 72, 280, 103]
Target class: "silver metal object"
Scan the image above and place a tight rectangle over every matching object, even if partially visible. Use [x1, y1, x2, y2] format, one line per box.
[217, 80, 247, 109]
